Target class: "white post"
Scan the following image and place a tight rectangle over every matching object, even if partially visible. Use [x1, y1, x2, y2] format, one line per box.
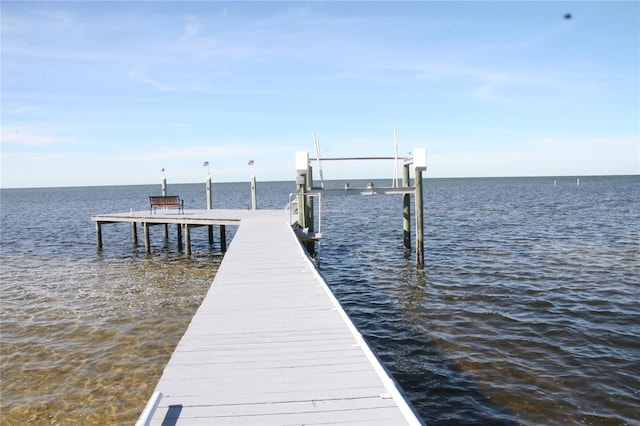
[296, 151, 310, 228]
[206, 173, 213, 243]
[206, 174, 212, 210]
[250, 175, 257, 210]
[161, 173, 168, 238]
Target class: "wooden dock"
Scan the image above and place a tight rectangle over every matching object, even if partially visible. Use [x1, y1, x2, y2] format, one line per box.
[92, 208, 422, 425]
[92, 208, 265, 254]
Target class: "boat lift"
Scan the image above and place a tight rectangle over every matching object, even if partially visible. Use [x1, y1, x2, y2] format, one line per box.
[294, 130, 428, 267]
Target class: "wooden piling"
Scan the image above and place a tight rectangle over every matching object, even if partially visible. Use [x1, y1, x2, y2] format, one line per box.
[184, 224, 191, 255]
[402, 164, 411, 254]
[305, 167, 315, 255]
[412, 147, 427, 269]
[177, 224, 183, 251]
[143, 222, 150, 253]
[296, 175, 306, 229]
[132, 222, 138, 245]
[95, 222, 103, 250]
[219, 225, 227, 252]
[295, 151, 309, 231]
[305, 167, 314, 233]
[414, 170, 424, 268]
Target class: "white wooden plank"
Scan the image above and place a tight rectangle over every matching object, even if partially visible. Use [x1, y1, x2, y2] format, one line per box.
[155, 405, 409, 426]
[102, 209, 425, 425]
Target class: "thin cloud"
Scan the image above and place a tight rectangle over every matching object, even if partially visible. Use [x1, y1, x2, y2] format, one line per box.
[0, 127, 74, 147]
[473, 83, 513, 104]
[179, 15, 202, 42]
[479, 22, 572, 52]
[128, 71, 207, 93]
[104, 140, 297, 163]
[430, 135, 640, 177]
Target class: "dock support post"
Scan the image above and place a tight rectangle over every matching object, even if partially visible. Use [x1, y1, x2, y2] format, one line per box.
[250, 175, 257, 210]
[296, 151, 309, 229]
[305, 167, 314, 231]
[297, 177, 306, 228]
[413, 148, 427, 269]
[95, 222, 103, 250]
[143, 222, 150, 253]
[161, 174, 168, 239]
[402, 164, 411, 254]
[177, 224, 183, 251]
[207, 173, 214, 244]
[415, 170, 424, 268]
[220, 225, 227, 252]
[305, 167, 315, 255]
[184, 224, 191, 255]
[132, 222, 138, 246]
[206, 174, 212, 209]
[295, 151, 315, 253]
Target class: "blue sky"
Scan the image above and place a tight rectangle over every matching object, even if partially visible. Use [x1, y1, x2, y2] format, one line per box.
[1, 1, 638, 188]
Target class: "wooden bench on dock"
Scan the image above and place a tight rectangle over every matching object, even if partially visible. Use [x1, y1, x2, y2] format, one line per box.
[149, 196, 184, 214]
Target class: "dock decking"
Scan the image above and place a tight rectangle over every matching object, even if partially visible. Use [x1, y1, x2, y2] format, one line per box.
[95, 208, 422, 425]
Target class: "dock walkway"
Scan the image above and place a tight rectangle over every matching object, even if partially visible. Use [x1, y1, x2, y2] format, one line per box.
[128, 209, 422, 425]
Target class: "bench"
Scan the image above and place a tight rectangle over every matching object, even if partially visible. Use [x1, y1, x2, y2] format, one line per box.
[149, 196, 184, 214]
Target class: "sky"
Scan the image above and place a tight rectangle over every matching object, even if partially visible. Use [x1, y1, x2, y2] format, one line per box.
[1, 1, 638, 188]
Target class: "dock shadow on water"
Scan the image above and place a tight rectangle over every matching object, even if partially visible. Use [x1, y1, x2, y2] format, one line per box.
[319, 241, 519, 425]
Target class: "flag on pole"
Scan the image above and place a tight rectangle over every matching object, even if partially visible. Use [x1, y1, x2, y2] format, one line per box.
[248, 160, 254, 166]
[203, 161, 209, 167]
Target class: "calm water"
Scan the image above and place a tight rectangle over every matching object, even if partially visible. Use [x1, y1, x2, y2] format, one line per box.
[1, 176, 638, 425]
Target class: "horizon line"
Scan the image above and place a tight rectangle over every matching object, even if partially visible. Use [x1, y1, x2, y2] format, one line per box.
[1, 173, 638, 190]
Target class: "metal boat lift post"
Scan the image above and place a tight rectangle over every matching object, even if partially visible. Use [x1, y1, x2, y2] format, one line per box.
[296, 148, 427, 268]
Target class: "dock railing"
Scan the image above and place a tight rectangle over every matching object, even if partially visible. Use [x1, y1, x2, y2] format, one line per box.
[288, 192, 322, 240]
[135, 391, 162, 426]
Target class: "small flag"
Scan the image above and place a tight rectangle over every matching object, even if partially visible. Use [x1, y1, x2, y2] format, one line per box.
[203, 161, 209, 167]
[248, 160, 254, 166]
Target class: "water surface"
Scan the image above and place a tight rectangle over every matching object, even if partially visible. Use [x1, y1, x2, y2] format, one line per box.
[1, 176, 638, 424]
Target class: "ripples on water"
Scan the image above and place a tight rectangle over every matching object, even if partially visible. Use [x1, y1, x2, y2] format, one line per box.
[1, 185, 229, 424]
[1, 256, 216, 424]
[320, 176, 639, 425]
[1, 177, 638, 425]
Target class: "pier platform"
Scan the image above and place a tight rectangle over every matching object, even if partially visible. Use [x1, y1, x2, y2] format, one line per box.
[95, 208, 422, 425]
